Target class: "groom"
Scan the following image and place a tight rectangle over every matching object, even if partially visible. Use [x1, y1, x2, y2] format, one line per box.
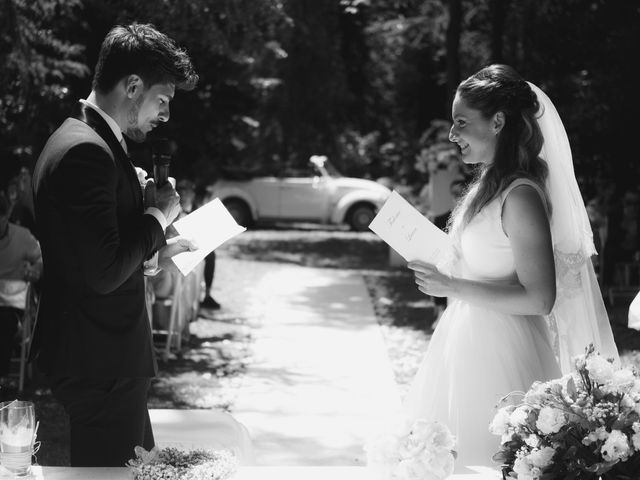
[31, 23, 198, 466]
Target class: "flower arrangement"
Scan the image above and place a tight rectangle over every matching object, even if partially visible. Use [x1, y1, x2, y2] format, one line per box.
[490, 344, 640, 480]
[127, 445, 237, 480]
[365, 418, 457, 480]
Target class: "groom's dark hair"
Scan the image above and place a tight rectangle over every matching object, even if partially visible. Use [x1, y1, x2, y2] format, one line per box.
[92, 23, 198, 93]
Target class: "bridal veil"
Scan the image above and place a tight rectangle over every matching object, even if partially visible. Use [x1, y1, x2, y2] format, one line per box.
[528, 82, 619, 372]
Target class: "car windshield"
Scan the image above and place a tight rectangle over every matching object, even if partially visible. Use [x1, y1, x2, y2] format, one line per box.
[322, 159, 342, 177]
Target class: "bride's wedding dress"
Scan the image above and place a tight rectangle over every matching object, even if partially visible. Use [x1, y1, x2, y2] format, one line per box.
[402, 179, 561, 471]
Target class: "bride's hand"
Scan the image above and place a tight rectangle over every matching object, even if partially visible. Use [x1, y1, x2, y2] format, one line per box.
[408, 261, 453, 298]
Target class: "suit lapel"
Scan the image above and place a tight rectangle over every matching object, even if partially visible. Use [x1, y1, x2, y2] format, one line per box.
[73, 101, 143, 210]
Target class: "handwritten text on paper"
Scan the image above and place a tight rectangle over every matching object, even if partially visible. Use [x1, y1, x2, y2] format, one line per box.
[368, 191, 453, 265]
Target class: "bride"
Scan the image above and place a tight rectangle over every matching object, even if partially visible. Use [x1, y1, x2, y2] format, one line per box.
[403, 64, 619, 470]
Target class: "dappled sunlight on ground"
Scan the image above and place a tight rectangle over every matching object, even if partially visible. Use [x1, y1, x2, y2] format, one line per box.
[13, 228, 640, 466]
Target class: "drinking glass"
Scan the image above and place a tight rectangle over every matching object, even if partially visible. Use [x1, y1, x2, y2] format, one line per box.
[0, 401, 35, 477]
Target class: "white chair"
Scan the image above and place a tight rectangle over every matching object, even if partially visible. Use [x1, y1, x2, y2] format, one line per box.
[8, 283, 37, 392]
[150, 262, 205, 360]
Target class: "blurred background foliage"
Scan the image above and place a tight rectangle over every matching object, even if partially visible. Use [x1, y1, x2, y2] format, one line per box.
[1, 0, 638, 192]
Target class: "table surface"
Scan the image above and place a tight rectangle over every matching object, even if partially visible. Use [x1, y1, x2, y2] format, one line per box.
[8, 410, 502, 479]
[27, 465, 501, 479]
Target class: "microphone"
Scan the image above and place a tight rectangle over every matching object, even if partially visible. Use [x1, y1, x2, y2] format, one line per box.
[152, 138, 172, 187]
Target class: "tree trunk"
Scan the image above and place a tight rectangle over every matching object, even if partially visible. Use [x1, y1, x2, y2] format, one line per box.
[490, 0, 509, 63]
[446, 0, 462, 107]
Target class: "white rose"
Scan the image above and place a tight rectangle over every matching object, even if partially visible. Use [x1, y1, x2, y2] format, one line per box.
[428, 422, 456, 452]
[513, 456, 534, 480]
[524, 434, 541, 449]
[134, 167, 149, 190]
[510, 406, 531, 427]
[409, 420, 455, 452]
[409, 419, 434, 441]
[536, 406, 566, 435]
[586, 355, 615, 384]
[428, 451, 455, 479]
[604, 369, 637, 394]
[490, 407, 513, 436]
[524, 382, 550, 405]
[397, 435, 427, 460]
[601, 429, 631, 462]
[528, 446, 555, 469]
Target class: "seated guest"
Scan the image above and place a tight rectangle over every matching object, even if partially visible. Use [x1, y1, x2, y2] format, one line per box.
[0, 193, 42, 384]
[6, 168, 37, 237]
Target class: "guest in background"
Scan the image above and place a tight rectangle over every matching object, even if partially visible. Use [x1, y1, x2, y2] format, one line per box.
[0, 193, 42, 385]
[199, 185, 221, 310]
[6, 169, 37, 236]
[417, 153, 465, 229]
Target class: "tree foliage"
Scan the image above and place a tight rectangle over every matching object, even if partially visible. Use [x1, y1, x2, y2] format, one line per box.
[0, 0, 89, 178]
[2, 0, 638, 192]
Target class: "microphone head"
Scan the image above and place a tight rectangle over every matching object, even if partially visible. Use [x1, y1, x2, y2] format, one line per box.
[151, 138, 172, 167]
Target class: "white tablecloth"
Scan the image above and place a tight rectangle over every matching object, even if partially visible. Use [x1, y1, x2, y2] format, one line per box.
[149, 409, 255, 465]
[10, 409, 501, 479]
[30, 465, 501, 479]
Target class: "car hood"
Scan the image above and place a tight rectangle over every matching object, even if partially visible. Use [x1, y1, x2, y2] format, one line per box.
[333, 177, 391, 195]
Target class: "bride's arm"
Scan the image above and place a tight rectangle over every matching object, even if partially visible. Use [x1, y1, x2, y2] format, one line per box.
[410, 185, 556, 316]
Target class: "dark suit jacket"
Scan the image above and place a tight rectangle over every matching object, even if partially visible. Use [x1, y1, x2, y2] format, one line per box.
[30, 102, 165, 378]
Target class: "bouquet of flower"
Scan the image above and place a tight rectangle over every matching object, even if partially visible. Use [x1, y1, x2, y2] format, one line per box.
[490, 344, 640, 480]
[127, 445, 237, 480]
[365, 418, 457, 480]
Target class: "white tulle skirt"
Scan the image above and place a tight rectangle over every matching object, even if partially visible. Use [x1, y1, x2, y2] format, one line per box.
[402, 298, 561, 472]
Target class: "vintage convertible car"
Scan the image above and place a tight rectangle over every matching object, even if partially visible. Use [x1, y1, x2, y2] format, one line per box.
[209, 156, 391, 231]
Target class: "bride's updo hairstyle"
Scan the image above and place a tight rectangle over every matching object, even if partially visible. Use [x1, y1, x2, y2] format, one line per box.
[449, 64, 549, 231]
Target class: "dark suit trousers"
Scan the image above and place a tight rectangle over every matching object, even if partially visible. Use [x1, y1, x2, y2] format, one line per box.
[51, 377, 154, 466]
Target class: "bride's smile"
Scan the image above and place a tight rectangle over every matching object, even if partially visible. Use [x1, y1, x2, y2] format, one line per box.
[449, 95, 501, 165]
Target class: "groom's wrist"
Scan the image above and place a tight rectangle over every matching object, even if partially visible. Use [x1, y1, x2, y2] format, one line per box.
[145, 207, 168, 231]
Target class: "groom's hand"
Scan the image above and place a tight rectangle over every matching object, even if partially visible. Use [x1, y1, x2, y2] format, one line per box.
[158, 236, 198, 274]
[145, 177, 182, 225]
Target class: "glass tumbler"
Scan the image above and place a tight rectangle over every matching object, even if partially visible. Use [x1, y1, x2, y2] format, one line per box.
[0, 401, 36, 477]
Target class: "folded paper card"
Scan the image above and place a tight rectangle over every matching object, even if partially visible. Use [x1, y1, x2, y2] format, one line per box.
[171, 198, 246, 275]
[369, 190, 453, 264]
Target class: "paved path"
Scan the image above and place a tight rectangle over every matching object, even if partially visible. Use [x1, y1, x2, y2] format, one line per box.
[222, 262, 401, 465]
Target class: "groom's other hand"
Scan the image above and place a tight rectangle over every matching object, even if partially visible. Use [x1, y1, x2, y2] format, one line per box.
[144, 178, 182, 225]
[158, 236, 198, 273]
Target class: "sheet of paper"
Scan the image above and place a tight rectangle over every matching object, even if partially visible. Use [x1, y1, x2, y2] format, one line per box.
[171, 198, 246, 275]
[368, 190, 453, 264]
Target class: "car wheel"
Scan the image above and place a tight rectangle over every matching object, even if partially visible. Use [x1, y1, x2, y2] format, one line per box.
[347, 203, 376, 232]
[223, 199, 253, 227]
